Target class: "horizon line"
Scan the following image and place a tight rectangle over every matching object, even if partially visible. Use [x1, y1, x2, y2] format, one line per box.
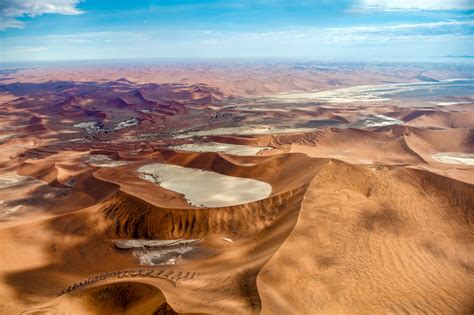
[2, 56, 474, 66]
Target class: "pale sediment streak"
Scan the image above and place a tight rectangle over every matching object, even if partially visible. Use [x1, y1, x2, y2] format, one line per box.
[432, 153, 474, 165]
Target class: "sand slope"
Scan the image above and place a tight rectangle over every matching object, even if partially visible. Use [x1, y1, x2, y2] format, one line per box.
[258, 160, 474, 314]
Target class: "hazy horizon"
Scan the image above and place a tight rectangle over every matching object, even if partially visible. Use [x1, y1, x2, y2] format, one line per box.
[1, 56, 474, 69]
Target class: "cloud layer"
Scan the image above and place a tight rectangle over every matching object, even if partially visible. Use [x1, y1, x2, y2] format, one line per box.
[1, 0, 472, 61]
[2, 19, 471, 61]
[356, 0, 474, 11]
[0, 0, 83, 30]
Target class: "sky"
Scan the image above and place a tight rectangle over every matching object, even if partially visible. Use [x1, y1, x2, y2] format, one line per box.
[0, 0, 473, 62]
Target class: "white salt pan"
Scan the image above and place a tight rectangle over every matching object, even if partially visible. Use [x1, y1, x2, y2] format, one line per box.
[114, 118, 139, 130]
[73, 121, 98, 128]
[138, 163, 272, 207]
[170, 142, 271, 156]
[432, 153, 474, 165]
[86, 155, 129, 167]
[0, 172, 32, 189]
[352, 115, 404, 128]
[114, 239, 203, 266]
[176, 126, 314, 139]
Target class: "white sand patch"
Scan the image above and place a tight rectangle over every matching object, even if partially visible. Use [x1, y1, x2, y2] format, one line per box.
[67, 138, 87, 143]
[432, 153, 474, 165]
[0, 205, 22, 218]
[138, 163, 272, 207]
[73, 121, 101, 134]
[60, 129, 80, 134]
[114, 239, 203, 266]
[0, 135, 14, 145]
[114, 239, 201, 249]
[0, 172, 32, 189]
[238, 106, 289, 112]
[86, 155, 129, 167]
[114, 118, 139, 130]
[170, 142, 271, 156]
[73, 121, 98, 128]
[137, 246, 193, 266]
[352, 114, 404, 128]
[0, 133, 19, 144]
[432, 101, 470, 106]
[175, 126, 315, 139]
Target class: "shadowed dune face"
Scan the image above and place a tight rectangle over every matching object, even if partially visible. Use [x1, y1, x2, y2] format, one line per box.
[39, 282, 181, 314]
[0, 64, 473, 314]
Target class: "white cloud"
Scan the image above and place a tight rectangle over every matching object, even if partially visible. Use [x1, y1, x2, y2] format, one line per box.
[327, 21, 474, 34]
[356, 0, 474, 11]
[223, 20, 474, 43]
[0, 17, 24, 30]
[12, 46, 48, 52]
[40, 31, 147, 43]
[1, 18, 472, 61]
[0, 0, 83, 30]
[16, 20, 470, 46]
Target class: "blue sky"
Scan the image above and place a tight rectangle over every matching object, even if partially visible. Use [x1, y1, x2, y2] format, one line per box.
[0, 0, 473, 62]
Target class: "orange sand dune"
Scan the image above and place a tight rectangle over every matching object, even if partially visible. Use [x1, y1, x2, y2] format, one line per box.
[0, 65, 473, 314]
[258, 160, 474, 314]
[0, 150, 328, 314]
[401, 110, 474, 128]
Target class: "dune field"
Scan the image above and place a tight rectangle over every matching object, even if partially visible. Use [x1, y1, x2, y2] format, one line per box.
[0, 63, 473, 314]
